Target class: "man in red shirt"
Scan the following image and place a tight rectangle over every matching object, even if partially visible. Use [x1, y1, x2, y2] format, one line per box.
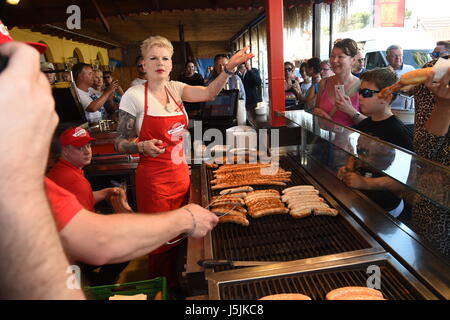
[47, 127, 117, 211]
[47, 126, 128, 285]
[44, 176, 218, 286]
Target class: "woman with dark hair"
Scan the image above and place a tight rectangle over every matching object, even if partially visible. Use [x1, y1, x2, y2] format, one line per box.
[179, 60, 204, 86]
[313, 38, 361, 126]
[179, 61, 205, 113]
[299, 62, 312, 100]
[305, 57, 322, 109]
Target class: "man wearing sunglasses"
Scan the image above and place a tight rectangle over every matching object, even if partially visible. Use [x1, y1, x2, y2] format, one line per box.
[130, 55, 147, 87]
[352, 50, 367, 79]
[430, 41, 450, 60]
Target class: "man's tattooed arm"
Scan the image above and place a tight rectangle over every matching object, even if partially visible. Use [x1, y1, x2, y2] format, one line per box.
[115, 110, 139, 154]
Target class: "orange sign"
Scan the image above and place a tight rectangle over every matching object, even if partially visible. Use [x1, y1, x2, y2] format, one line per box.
[374, 0, 405, 27]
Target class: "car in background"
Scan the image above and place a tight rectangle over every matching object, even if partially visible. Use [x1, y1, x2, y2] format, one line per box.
[334, 27, 434, 70]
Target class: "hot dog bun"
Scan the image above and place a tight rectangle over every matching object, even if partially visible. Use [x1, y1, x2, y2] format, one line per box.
[259, 293, 312, 300]
[326, 286, 384, 300]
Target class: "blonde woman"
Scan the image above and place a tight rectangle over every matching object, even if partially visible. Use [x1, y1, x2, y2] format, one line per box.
[115, 36, 252, 288]
[91, 69, 104, 95]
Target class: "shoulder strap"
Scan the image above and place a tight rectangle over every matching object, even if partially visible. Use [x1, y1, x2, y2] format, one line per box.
[345, 78, 361, 97]
[315, 78, 328, 109]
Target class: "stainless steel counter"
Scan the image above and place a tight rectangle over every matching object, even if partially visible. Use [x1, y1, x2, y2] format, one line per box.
[186, 153, 450, 300]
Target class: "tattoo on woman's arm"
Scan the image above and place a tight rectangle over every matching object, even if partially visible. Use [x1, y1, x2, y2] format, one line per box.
[115, 110, 139, 154]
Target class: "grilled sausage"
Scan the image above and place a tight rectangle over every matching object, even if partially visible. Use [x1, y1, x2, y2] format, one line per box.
[246, 189, 279, 195]
[281, 191, 319, 201]
[211, 199, 245, 207]
[211, 205, 247, 214]
[282, 194, 323, 203]
[109, 188, 133, 213]
[289, 208, 312, 218]
[219, 215, 250, 226]
[288, 202, 329, 210]
[314, 208, 339, 216]
[283, 185, 316, 194]
[220, 186, 254, 195]
[245, 193, 281, 203]
[249, 207, 289, 218]
[285, 197, 325, 206]
[211, 180, 287, 190]
[245, 198, 284, 207]
[211, 193, 247, 201]
[248, 202, 285, 212]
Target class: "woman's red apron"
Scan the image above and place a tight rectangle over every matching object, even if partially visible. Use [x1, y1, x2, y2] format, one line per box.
[136, 81, 190, 254]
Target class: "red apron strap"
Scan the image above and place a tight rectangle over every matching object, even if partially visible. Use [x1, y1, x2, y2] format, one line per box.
[144, 81, 149, 116]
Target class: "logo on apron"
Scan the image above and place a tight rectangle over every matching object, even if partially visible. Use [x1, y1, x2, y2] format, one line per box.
[167, 122, 186, 142]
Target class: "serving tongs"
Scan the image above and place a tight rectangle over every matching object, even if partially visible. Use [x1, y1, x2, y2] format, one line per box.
[205, 192, 241, 218]
[166, 193, 240, 245]
[198, 259, 278, 268]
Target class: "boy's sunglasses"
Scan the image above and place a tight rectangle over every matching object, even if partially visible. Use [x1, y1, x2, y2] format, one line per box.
[285, 68, 293, 72]
[359, 88, 380, 98]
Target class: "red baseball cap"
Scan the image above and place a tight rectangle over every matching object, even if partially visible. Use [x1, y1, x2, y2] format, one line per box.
[0, 20, 48, 54]
[59, 127, 95, 148]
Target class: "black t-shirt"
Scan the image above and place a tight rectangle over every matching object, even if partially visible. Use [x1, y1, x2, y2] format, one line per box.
[178, 73, 205, 113]
[179, 73, 204, 86]
[355, 115, 413, 212]
[357, 115, 414, 151]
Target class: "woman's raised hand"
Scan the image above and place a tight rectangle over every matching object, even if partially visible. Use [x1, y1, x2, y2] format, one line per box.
[227, 46, 255, 71]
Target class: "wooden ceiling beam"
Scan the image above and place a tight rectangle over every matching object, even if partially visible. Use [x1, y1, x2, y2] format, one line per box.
[91, 0, 110, 32]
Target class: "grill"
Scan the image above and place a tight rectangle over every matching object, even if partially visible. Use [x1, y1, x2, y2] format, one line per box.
[206, 157, 373, 271]
[218, 259, 428, 300]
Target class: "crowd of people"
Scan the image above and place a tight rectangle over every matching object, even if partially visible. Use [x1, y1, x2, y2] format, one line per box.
[1, 13, 449, 299]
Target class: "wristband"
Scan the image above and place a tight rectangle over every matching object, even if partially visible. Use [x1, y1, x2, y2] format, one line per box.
[352, 112, 361, 121]
[223, 64, 236, 76]
[183, 207, 197, 237]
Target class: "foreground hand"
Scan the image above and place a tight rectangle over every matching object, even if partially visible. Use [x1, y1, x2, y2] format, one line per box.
[107, 80, 120, 93]
[183, 204, 219, 238]
[142, 139, 165, 157]
[0, 42, 58, 186]
[343, 172, 368, 190]
[227, 46, 255, 70]
[335, 91, 355, 116]
[337, 166, 349, 180]
[103, 187, 120, 200]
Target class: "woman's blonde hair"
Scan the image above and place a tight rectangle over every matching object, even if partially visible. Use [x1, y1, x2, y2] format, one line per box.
[141, 35, 174, 57]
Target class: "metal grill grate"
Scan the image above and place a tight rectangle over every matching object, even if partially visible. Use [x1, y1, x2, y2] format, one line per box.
[207, 157, 372, 271]
[219, 261, 424, 300]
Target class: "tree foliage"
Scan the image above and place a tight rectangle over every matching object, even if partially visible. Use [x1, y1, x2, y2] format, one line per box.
[337, 12, 371, 32]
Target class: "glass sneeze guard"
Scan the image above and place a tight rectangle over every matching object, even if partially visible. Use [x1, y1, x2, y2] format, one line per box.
[280, 110, 450, 212]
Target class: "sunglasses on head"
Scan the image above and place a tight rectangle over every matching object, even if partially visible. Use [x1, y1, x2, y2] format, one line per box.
[359, 88, 380, 98]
